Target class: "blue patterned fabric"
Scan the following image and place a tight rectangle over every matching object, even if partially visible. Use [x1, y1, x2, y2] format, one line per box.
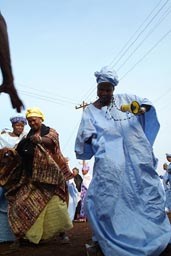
[10, 116, 27, 124]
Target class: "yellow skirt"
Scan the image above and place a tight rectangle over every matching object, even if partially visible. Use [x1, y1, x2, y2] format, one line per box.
[25, 195, 73, 244]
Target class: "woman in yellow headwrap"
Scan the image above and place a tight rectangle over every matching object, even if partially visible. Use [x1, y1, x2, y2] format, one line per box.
[0, 107, 73, 246]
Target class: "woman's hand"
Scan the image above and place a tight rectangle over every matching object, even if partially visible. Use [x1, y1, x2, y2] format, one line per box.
[138, 104, 151, 115]
[138, 107, 146, 115]
[29, 135, 42, 144]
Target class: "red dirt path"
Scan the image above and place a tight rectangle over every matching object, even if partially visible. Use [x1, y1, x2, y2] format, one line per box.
[0, 222, 92, 256]
[0, 222, 171, 256]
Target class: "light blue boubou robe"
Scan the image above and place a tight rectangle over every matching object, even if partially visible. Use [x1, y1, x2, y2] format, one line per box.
[75, 93, 171, 256]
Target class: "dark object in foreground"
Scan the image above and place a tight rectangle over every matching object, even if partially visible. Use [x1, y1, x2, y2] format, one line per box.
[0, 13, 24, 112]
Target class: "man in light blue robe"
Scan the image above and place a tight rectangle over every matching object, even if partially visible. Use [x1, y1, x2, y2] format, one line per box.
[75, 66, 171, 256]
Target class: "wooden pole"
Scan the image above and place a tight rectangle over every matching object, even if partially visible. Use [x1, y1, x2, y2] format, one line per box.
[75, 100, 90, 167]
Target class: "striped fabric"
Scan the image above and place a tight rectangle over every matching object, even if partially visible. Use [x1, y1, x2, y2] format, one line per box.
[25, 195, 73, 244]
[0, 129, 73, 238]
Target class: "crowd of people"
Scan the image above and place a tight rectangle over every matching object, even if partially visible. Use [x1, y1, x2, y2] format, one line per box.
[0, 112, 92, 251]
[0, 67, 171, 256]
[1, 10, 171, 256]
[0, 108, 75, 247]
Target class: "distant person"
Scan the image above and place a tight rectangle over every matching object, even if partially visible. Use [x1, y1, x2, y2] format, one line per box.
[161, 162, 171, 214]
[79, 164, 92, 222]
[67, 177, 80, 222]
[0, 12, 24, 112]
[0, 115, 27, 243]
[165, 155, 171, 225]
[162, 162, 169, 191]
[72, 167, 83, 221]
[75, 66, 171, 256]
[166, 153, 171, 188]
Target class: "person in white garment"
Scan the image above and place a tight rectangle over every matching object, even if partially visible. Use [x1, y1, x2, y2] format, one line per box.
[0, 115, 27, 243]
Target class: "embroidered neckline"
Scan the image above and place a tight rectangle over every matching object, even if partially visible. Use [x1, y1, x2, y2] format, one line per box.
[105, 97, 134, 121]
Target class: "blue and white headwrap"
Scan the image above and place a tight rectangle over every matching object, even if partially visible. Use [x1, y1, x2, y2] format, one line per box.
[94, 66, 119, 87]
[10, 116, 27, 125]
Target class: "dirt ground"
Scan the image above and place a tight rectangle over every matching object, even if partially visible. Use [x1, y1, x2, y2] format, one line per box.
[0, 222, 92, 256]
[0, 222, 171, 256]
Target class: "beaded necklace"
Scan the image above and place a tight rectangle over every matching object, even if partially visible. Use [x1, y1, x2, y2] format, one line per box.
[105, 97, 134, 121]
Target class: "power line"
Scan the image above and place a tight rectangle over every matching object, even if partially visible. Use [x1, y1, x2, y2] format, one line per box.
[18, 89, 77, 106]
[116, 7, 171, 72]
[80, 0, 170, 103]
[110, 0, 169, 68]
[75, 100, 90, 166]
[81, 26, 171, 103]
[154, 88, 171, 104]
[62, 119, 81, 151]
[108, 0, 164, 67]
[119, 29, 171, 80]
[12, 1, 170, 113]
[17, 83, 77, 105]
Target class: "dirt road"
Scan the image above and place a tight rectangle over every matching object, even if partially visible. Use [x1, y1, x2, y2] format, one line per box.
[0, 222, 171, 256]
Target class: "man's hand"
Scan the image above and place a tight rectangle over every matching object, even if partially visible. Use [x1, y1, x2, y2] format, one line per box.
[0, 83, 24, 112]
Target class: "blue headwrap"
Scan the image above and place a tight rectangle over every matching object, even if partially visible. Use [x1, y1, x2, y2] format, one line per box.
[10, 116, 27, 125]
[166, 153, 171, 158]
[94, 66, 119, 87]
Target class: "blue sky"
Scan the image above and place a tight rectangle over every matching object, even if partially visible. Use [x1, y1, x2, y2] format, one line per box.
[0, 0, 171, 174]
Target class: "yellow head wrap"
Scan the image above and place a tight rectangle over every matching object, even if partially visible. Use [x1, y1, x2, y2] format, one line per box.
[26, 107, 45, 121]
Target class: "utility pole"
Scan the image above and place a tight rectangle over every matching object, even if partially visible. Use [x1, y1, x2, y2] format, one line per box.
[75, 100, 89, 111]
[75, 100, 90, 167]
